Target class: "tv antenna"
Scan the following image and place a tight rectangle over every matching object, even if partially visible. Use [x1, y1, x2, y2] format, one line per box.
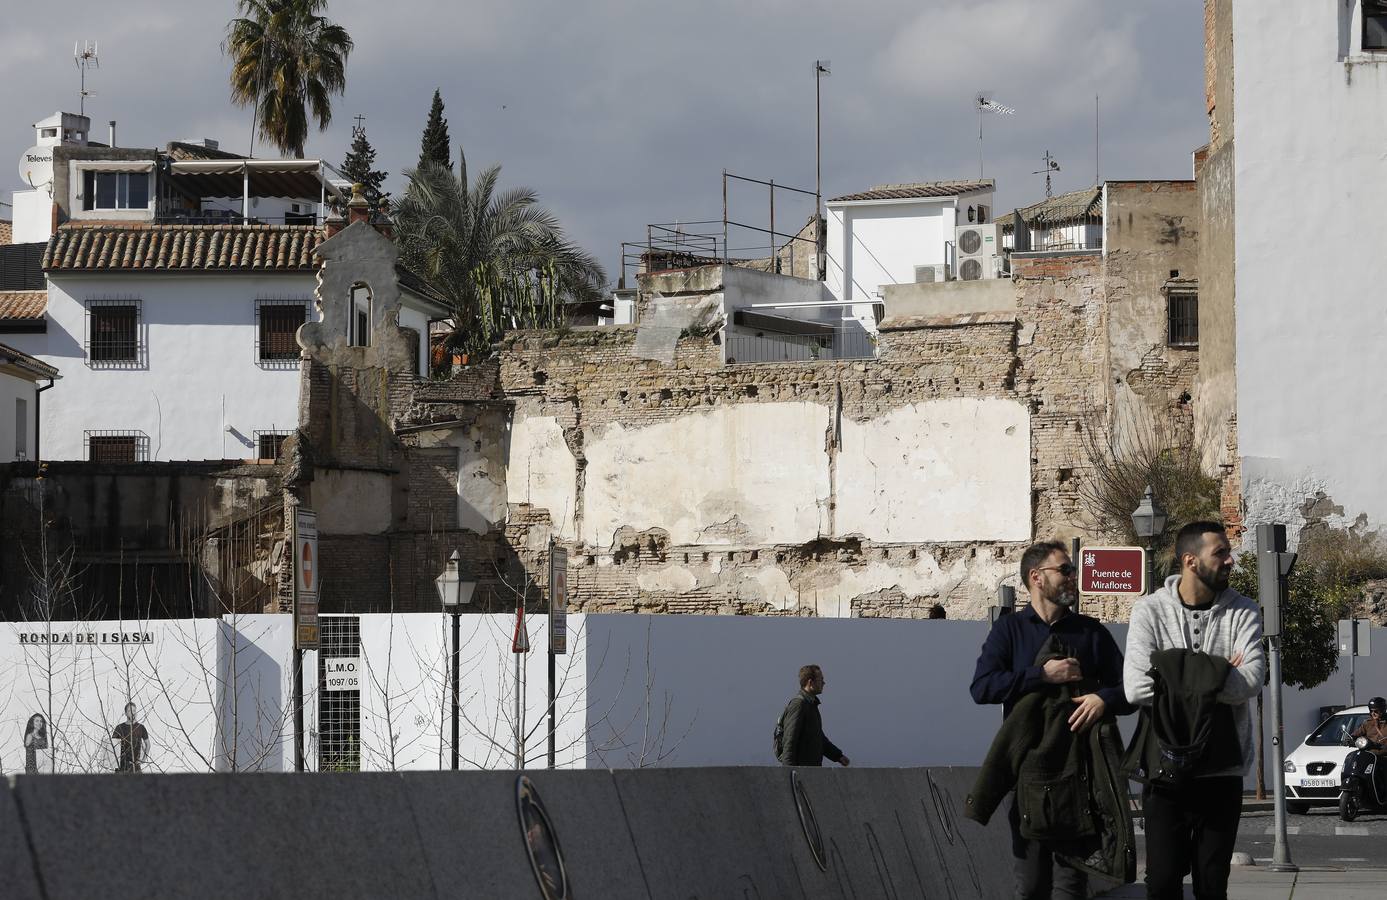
[975, 92, 1015, 179]
[1033, 150, 1061, 198]
[74, 40, 100, 116]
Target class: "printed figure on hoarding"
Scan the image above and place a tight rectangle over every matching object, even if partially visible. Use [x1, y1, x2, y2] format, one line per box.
[111, 702, 149, 773]
[23, 713, 50, 774]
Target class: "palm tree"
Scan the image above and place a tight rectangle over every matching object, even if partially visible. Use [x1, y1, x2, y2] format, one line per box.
[394, 154, 608, 362]
[225, 0, 353, 158]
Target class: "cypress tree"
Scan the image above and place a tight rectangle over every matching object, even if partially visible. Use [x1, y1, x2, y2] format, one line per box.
[418, 89, 453, 171]
[340, 126, 388, 203]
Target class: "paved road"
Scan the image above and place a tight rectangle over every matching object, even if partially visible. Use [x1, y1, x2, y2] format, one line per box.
[1135, 807, 1387, 869]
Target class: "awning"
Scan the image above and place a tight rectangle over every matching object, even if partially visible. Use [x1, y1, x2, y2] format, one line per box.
[166, 159, 344, 201]
[732, 309, 835, 337]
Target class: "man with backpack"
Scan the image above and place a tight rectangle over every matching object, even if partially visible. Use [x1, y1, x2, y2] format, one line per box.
[775, 665, 850, 767]
[1124, 521, 1264, 900]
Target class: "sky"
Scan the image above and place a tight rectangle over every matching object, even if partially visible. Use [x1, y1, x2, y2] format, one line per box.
[1, 1, 1209, 286]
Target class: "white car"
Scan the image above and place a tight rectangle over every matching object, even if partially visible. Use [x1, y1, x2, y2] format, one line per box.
[1282, 705, 1370, 813]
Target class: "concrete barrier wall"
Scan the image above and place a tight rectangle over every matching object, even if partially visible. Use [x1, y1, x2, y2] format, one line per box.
[1, 766, 1013, 900]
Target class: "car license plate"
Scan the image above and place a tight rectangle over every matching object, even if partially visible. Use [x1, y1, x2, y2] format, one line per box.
[1302, 778, 1337, 787]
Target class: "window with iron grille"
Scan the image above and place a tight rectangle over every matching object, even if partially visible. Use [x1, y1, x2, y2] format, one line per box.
[255, 300, 309, 366]
[1367, 1, 1387, 50]
[1168, 292, 1199, 348]
[85, 430, 149, 463]
[254, 430, 290, 460]
[86, 299, 143, 366]
[318, 616, 361, 772]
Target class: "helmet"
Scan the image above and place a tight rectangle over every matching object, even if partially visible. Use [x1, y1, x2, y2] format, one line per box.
[1370, 697, 1387, 716]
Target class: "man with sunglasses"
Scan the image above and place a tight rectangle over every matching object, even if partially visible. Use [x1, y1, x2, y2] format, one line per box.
[971, 540, 1130, 900]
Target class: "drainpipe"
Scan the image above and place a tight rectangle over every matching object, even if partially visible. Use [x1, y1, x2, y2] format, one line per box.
[34, 377, 55, 461]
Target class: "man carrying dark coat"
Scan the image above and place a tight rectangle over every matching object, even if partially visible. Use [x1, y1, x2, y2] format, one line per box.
[971, 540, 1130, 900]
[777, 665, 851, 767]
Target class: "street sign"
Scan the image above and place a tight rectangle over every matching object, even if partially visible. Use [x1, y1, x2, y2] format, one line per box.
[549, 547, 569, 655]
[323, 657, 361, 692]
[294, 507, 319, 650]
[1078, 546, 1146, 595]
[512, 602, 530, 654]
[1339, 619, 1372, 658]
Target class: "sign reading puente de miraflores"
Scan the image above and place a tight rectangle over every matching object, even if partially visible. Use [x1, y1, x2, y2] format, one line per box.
[1079, 547, 1147, 595]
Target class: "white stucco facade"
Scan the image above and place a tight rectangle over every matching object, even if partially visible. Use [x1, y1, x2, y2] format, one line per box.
[8, 273, 316, 461]
[0, 370, 40, 462]
[825, 189, 994, 305]
[1231, 2, 1387, 542]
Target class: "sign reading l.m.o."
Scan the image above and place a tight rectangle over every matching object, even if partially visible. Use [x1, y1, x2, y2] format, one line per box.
[1079, 547, 1147, 596]
[323, 657, 361, 692]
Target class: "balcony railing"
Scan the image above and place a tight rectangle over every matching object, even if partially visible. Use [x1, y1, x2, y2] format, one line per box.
[724, 327, 877, 365]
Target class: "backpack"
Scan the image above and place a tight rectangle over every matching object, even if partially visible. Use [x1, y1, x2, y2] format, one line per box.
[773, 697, 798, 760]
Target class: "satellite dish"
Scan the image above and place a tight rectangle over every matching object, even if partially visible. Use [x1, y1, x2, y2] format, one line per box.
[18, 146, 54, 189]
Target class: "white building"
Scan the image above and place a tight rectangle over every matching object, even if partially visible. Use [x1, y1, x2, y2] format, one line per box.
[1217, 2, 1387, 541]
[3, 110, 449, 462]
[824, 179, 997, 305]
[0, 340, 57, 461]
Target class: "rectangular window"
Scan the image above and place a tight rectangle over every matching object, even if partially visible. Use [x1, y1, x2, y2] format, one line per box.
[86, 300, 143, 365]
[350, 286, 371, 347]
[255, 431, 290, 461]
[1168, 292, 1199, 347]
[1368, 1, 1387, 50]
[85, 431, 148, 463]
[82, 171, 150, 211]
[256, 300, 308, 364]
[14, 398, 26, 460]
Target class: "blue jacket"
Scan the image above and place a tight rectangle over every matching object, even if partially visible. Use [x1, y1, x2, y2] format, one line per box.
[970, 604, 1130, 719]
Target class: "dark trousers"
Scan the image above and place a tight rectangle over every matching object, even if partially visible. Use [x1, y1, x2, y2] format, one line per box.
[1008, 795, 1087, 900]
[1142, 776, 1243, 900]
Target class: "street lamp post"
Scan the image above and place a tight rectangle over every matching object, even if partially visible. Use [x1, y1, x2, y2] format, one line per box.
[1130, 485, 1168, 595]
[434, 550, 476, 771]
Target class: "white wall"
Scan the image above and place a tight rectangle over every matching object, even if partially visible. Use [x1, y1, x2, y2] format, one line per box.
[1232, 3, 1387, 543]
[519, 397, 1030, 552]
[11, 189, 52, 243]
[0, 372, 38, 462]
[8, 273, 316, 460]
[0, 615, 293, 774]
[826, 194, 995, 305]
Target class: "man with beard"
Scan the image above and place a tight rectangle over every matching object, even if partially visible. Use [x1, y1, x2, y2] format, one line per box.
[1124, 521, 1263, 900]
[971, 540, 1129, 900]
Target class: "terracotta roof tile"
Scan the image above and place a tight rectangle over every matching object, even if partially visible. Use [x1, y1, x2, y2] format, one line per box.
[829, 179, 994, 203]
[0, 341, 58, 379]
[0, 290, 46, 320]
[43, 224, 324, 273]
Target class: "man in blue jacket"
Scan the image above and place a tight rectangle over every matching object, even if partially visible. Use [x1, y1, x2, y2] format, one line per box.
[971, 540, 1129, 900]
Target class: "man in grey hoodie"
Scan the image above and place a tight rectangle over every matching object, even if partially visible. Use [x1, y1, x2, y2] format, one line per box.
[1123, 521, 1264, 900]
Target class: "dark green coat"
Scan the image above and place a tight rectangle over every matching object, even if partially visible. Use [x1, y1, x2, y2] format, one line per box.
[964, 682, 1136, 884]
[777, 691, 843, 766]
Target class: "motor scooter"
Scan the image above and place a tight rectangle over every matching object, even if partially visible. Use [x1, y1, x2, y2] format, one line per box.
[1338, 734, 1387, 821]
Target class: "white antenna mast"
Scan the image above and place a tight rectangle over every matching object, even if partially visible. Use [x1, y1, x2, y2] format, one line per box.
[975, 91, 1015, 179]
[75, 40, 100, 116]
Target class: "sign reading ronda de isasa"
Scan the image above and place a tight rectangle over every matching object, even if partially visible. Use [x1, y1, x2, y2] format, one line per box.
[1079, 547, 1147, 596]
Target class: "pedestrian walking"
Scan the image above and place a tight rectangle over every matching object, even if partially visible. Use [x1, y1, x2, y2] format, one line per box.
[775, 665, 850, 767]
[1123, 520, 1264, 900]
[970, 540, 1131, 900]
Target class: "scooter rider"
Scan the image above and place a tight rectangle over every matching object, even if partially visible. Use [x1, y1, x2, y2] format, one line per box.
[1350, 697, 1387, 752]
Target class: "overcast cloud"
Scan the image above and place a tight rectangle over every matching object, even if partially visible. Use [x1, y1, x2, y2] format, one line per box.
[2, 1, 1207, 283]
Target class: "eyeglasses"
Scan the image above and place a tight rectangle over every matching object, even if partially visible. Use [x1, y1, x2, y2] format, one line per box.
[1036, 563, 1077, 577]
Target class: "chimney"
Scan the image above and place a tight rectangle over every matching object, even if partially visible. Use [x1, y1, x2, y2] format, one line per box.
[108, 120, 116, 147]
[324, 206, 346, 239]
[347, 183, 370, 225]
[373, 197, 394, 239]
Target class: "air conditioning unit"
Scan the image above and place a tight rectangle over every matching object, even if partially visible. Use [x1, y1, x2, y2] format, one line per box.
[913, 263, 950, 284]
[955, 223, 1003, 280]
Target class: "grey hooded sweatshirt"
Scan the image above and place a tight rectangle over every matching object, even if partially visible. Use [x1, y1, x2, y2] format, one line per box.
[1123, 574, 1265, 776]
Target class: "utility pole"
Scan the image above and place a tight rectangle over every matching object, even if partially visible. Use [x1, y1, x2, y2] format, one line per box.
[1258, 523, 1298, 874]
[814, 61, 830, 281]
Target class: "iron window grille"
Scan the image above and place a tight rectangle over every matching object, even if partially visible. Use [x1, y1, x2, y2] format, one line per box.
[85, 298, 145, 368]
[318, 616, 361, 772]
[253, 430, 291, 461]
[255, 299, 310, 367]
[1167, 292, 1199, 348]
[84, 430, 149, 463]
